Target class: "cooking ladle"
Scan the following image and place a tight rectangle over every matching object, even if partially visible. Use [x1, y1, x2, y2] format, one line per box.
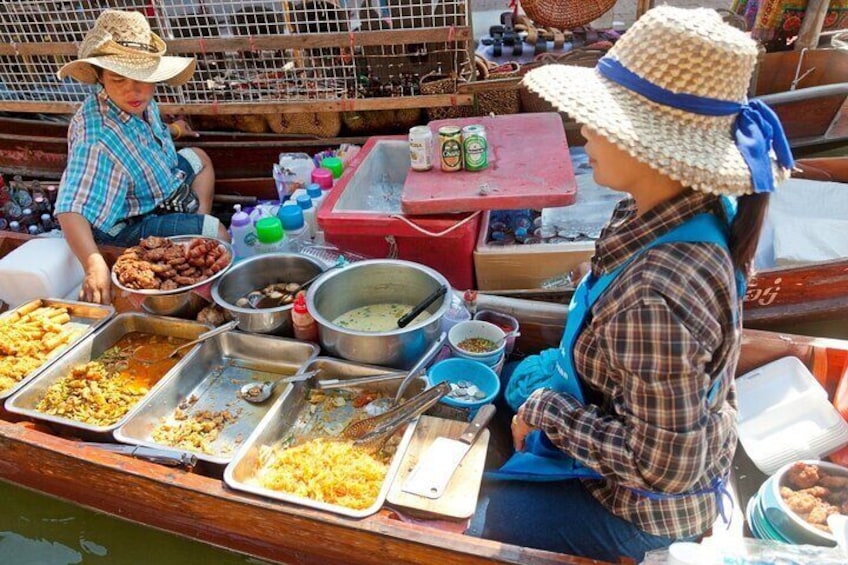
[239, 369, 321, 403]
[133, 320, 238, 365]
[247, 260, 346, 310]
[397, 284, 448, 328]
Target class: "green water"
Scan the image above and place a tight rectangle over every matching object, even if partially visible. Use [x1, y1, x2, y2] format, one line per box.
[0, 481, 270, 565]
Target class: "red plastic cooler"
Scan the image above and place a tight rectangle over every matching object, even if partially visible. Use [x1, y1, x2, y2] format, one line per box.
[317, 136, 480, 289]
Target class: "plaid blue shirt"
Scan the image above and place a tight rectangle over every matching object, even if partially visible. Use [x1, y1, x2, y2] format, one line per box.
[55, 86, 183, 231]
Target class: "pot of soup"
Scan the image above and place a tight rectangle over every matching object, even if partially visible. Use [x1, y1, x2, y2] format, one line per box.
[306, 259, 451, 369]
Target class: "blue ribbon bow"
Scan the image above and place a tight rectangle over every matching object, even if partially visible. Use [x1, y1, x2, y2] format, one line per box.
[596, 57, 794, 194]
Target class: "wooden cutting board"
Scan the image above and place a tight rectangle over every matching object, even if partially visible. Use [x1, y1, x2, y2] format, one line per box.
[387, 415, 489, 520]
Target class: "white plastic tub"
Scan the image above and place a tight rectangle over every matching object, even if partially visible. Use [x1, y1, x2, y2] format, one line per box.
[0, 238, 84, 307]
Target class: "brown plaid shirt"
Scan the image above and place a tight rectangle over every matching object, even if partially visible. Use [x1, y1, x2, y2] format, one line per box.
[522, 190, 741, 539]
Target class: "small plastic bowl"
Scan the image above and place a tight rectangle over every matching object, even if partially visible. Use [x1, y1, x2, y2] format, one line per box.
[447, 320, 506, 366]
[427, 358, 500, 418]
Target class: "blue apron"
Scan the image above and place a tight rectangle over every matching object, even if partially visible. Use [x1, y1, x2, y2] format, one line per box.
[488, 212, 742, 520]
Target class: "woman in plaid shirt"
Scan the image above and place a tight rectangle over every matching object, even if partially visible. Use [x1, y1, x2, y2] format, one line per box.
[471, 7, 794, 562]
[54, 10, 229, 305]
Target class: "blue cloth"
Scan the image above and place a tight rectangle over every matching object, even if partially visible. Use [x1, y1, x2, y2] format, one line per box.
[92, 213, 206, 248]
[596, 56, 794, 194]
[55, 86, 184, 232]
[490, 212, 740, 482]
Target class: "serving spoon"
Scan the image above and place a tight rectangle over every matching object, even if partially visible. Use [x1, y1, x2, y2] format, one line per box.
[239, 369, 321, 403]
[247, 259, 346, 310]
[133, 320, 238, 364]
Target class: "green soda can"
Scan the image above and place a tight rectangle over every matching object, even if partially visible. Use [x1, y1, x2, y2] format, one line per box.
[462, 124, 488, 171]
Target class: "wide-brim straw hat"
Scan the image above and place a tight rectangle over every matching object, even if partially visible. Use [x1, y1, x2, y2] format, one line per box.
[58, 9, 195, 86]
[523, 6, 790, 196]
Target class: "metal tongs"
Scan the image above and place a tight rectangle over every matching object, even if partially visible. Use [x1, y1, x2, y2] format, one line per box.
[340, 381, 450, 452]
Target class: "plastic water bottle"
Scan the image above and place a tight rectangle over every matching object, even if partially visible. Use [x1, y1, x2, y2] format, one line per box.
[306, 183, 325, 212]
[277, 204, 310, 248]
[296, 193, 317, 239]
[229, 204, 256, 260]
[254, 216, 288, 254]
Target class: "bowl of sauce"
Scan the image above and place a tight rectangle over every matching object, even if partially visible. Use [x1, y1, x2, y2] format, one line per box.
[447, 320, 506, 367]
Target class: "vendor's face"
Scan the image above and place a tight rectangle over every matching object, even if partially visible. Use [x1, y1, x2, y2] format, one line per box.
[100, 69, 155, 116]
[580, 125, 653, 193]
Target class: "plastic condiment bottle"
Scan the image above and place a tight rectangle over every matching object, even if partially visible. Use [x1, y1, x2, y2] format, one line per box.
[320, 157, 343, 179]
[277, 204, 310, 249]
[291, 293, 318, 342]
[254, 216, 288, 254]
[311, 167, 333, 190]
[229, 204, 256, 260]
[296, 193, 317, 239]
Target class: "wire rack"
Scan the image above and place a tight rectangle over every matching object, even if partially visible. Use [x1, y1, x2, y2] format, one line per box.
[0, 0, 472, 113]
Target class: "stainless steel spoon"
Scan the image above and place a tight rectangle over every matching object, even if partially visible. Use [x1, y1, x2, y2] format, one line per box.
[134, 320, 238, 364]
[239, 369, 321, 403]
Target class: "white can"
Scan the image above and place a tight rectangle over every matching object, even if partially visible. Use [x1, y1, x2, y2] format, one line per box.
[408, 125, 434, 171]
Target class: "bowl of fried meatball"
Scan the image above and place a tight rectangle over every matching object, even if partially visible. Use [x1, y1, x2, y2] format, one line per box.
[111, 235, 234, 317]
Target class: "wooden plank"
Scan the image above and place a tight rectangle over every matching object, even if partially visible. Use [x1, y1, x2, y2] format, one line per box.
[387, 416, 489, 520]
[796, 0, 831, 51]
[825, 97, 848, 139]
[0, 28, 472, 57]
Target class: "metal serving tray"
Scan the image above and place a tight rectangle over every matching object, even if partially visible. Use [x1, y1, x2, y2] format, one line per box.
[224, 357, 428, 518]
[0, 298, 114, 402]
[115, 332, 319, 467]
[5, 312, 209, 440]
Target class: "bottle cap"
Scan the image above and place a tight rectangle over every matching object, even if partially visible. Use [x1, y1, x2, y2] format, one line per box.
[320, 157, 343, 179]
[306, 184, 322, 199]
[255, 217, 284, 244]
[293, 293, 308, 314]
[277, 204, 305, 231]
[230, 203, 251, 228]
[296, 194, 313, 210]
[40, 213, 51, 221]
[311, 168, 333, 189]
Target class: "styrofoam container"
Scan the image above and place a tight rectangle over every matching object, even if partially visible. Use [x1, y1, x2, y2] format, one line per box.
[0, 238, 84, 307]
[737, 356, 848, 474]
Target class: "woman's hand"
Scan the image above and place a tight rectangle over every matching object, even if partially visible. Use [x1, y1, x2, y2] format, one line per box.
[169, 119, 199, 139]
[80, 254, 111, 305]
[511, 405, 538, 452]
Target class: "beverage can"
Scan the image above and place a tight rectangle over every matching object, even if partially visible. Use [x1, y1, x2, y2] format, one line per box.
[438, 126, 463, 172]
[408, 126, 434, 171]
[462, 124, 488, 171]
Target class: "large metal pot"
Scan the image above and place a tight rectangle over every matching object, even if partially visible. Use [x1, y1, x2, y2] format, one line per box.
[211, 253, 324, 335]
[306, 259, 450, 369]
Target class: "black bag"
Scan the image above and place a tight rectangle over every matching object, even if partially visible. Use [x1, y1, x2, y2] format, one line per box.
[154, 182, 200, 215]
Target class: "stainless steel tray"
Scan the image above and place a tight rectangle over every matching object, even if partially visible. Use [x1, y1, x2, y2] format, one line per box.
[115, 332, 319, 467]
[224, 357, 428, 518]
[0, 298, 114, 401]
[5, 312, 210, 439]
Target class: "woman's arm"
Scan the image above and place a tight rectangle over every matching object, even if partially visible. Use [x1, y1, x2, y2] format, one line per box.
[57, 212, 111, 305]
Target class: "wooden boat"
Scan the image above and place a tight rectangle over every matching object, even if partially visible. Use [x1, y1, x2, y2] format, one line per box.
[1, 287, 846, 564]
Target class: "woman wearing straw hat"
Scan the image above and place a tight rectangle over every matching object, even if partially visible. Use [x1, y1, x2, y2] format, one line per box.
[54, 9, 229, 305]
[471, 6, 794, 562]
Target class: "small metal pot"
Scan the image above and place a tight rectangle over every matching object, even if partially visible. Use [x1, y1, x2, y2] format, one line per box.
[211, 253, 324, 335]
[306, 259, 451, 369]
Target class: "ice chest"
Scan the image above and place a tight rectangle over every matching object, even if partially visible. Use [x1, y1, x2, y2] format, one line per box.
[317, 136, 480, 289]
[0, 238, 84, 307]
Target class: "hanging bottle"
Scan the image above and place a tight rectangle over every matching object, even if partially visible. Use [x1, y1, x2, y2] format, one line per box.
[291, 293, 318, 342]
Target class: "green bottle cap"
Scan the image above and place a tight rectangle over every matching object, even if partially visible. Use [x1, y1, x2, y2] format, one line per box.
[320, 156, 343, 179]
[255, 216, 285, 244]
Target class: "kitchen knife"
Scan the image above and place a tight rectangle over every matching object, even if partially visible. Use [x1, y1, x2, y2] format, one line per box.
[401, 404, 495, 499]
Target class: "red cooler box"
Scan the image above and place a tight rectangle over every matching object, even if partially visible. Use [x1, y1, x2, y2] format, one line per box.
[317, 137, 480, 290]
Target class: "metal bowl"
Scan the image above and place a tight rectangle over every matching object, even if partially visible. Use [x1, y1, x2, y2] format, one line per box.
[111, 236, 234, 318]
[306, 259, 450, 369]
[211, 253, 325, 335]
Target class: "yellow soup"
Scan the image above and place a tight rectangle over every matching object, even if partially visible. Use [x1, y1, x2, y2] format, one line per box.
[332, 303, 429, 332]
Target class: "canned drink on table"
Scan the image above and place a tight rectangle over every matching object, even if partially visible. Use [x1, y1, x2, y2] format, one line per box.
[408, 126, 434, 171]
[438, 126, 463, 172]
[461, 124, 488, 171]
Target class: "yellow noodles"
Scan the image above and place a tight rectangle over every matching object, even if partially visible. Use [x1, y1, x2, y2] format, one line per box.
[255, 438, 387, 510]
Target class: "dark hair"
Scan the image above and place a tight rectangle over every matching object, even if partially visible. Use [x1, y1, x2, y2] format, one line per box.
[727, 192, 769, 279]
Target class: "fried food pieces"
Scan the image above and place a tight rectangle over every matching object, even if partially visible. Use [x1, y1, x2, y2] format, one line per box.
[113, 236, 231, 291]
[780, 462, 848, 532]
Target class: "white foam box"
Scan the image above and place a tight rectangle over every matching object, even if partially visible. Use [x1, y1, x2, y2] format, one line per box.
[0, 238, 85, 307]
[736, 356, 848, 475]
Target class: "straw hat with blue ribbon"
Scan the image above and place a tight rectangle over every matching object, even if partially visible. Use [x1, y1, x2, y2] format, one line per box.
[522, 6, 794, 197]
[58, 10, 195, 86]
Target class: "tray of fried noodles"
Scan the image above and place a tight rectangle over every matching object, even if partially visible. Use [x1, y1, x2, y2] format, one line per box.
[224, 357, 429, 518]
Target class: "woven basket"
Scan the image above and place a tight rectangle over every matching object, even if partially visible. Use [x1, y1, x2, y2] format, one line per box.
[267, 112, 342, 138]
[520, 0, 615, 31]
[420, 71, 475, 121]
[476, 61, 521, 116]
[341, 108, 422, 135]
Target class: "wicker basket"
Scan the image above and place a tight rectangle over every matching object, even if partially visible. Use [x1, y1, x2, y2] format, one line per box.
[420, 71, 475, 121]
[267, 112, 342, 138]
[476, 61, 521, 116]
[341, 109, 421, 135]
[520, 0, 615, 31]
